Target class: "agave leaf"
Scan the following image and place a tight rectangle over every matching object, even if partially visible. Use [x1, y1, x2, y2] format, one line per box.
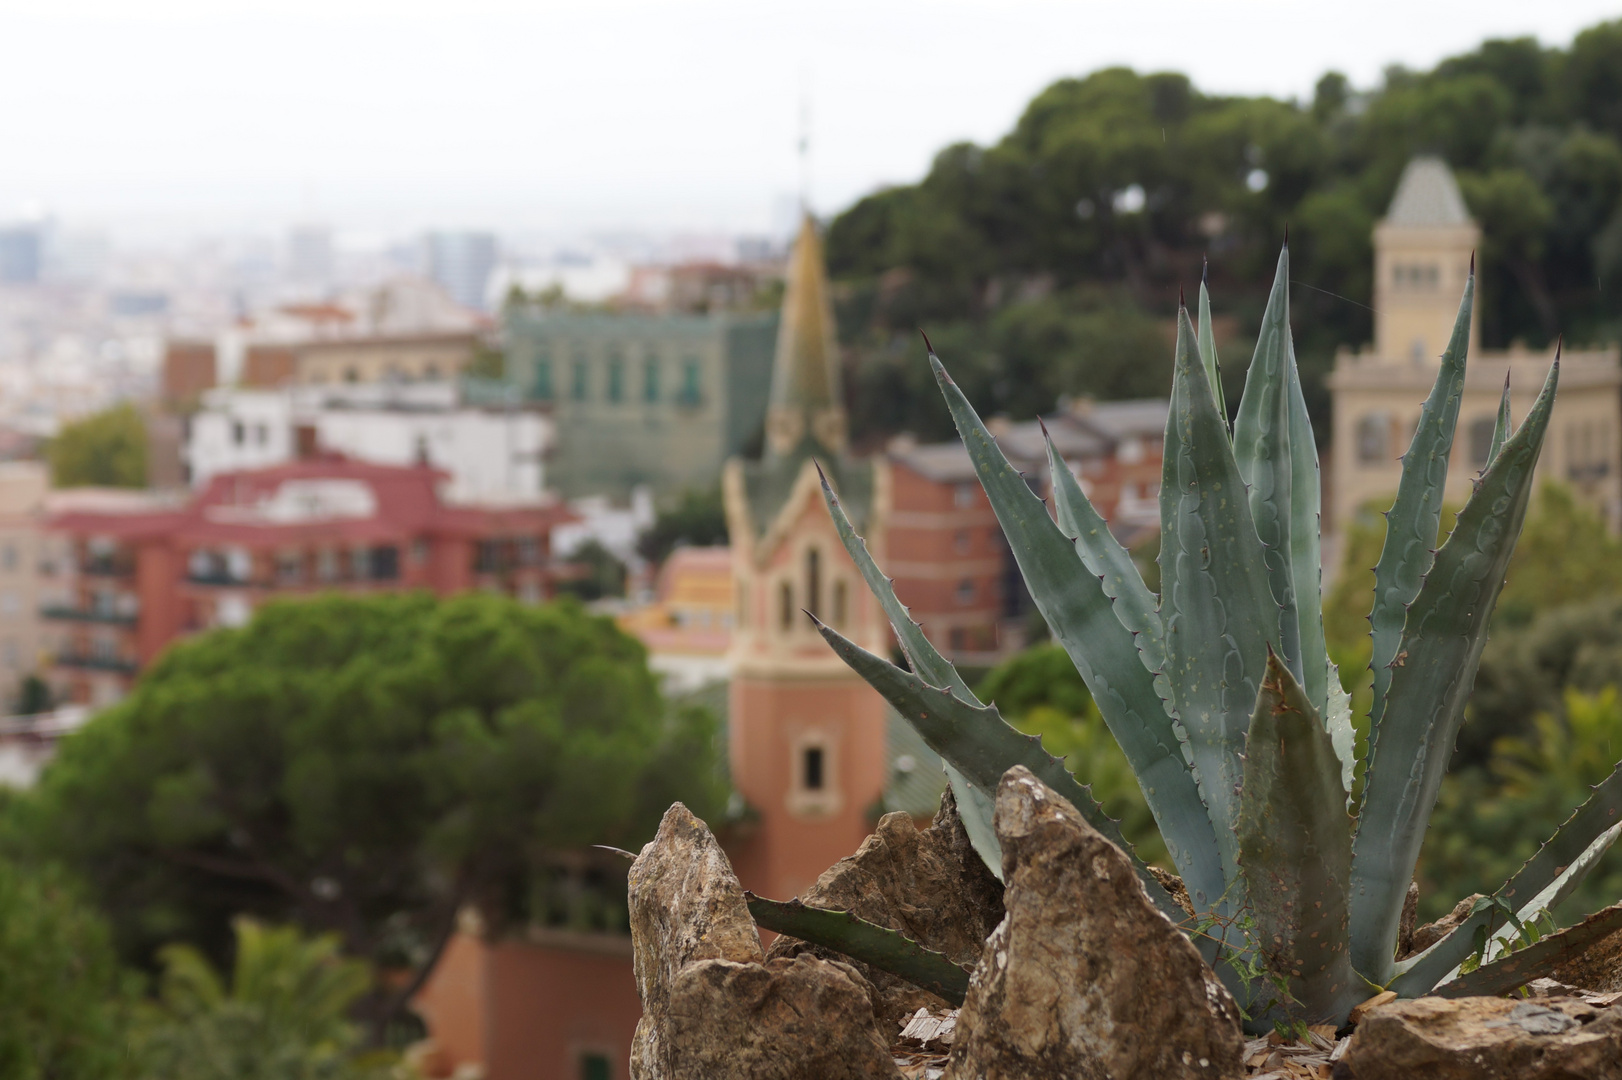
[1350, 357, 1558, 983]
[1430, 901, 1622, 999]
[930, 353, 1225, 912]
[817, 465, 1003, 875]
[1366, 275, 1474, 742]
[1486, 372, 1511, 468]
[1197, 270, 1227, 426]
[1237, 650, 1365, 1024]
[1391, 759, 1622, 996]
[1043, 427, 1165, 683]
[1158, 305, 1277, 901]
[1233, 245, 1304, 687]
[1474, 822, 1622, 968]
[745, 893, 973, 1006]
[812, 616, 1190, 927]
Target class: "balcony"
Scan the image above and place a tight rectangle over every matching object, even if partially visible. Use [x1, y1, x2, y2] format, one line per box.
[185, 571, 258, 588]
[81, 558, 135, 577]
[53, 652, 138, 674]
[40, 604, 137, 627]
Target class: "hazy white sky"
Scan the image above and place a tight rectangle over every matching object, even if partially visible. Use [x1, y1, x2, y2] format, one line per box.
[0, 0, 1616, 237]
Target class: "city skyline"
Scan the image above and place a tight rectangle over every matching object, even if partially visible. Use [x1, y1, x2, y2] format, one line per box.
[0, 0, 1616, 237]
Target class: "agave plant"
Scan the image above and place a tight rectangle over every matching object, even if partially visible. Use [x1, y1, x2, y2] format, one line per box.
[746, 245, 1622, 1030]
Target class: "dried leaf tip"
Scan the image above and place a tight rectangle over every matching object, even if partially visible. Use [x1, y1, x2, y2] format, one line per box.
[1283, 223, 1289, 248]
[1037, 415, 1050, 438]
[1470, 250, 1475, 275]
[1179, 284, 1186, 308]
[919, 328, 936, 355]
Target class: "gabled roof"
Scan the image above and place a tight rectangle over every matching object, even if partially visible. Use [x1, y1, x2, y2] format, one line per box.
[1385, 156, 1472, 228]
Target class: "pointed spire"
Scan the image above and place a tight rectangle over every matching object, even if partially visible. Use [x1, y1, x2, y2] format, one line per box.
[765, 215, 846, 458]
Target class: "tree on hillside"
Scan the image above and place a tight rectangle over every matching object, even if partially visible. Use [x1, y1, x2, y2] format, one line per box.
[17, 591, 726, 1030]
[826, 21, 1622, 445]
[49, 402, 148, 488]
[636, 485, 728, 565]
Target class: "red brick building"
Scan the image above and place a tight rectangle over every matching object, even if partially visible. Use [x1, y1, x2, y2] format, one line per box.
[44, 457, 576, 704]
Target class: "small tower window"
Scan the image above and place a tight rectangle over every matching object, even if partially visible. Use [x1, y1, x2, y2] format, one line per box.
[779, 581, 793, 631]
[1356, 413, 1390, 464]
[1468, 416, 1496, 468]
[607, 354, 625, 402]
[533, 357, 553, 400]
[571, 357, 589, 401]
[805, 548, 821, 621]
[802, 746, 825, 791]
[643, 356, 660, 402]
[831, 580, 848, 628]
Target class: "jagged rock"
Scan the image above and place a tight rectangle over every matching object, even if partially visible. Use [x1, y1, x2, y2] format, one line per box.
[945, 766, 1244, 1080]
[765, 788, 1005, 1027]
[1551, 923, 1622, 993]
[628, 802, 902, 1080]
[1344, 995, 1622, 1079]
[660, 955, 903, 1080]
[1405, 892, 1485, 959]
[628, 803, 765, 1079]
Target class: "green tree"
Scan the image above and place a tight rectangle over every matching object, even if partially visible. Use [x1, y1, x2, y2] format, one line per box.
[557, 539, 628, 601]
[49, 403, 148, 489]
[17, 592, 725, 1029]
[0, 857, 132, 1079]
[134, 919, 386, 1080]
[1421, 687, 1622, 923]
[975, 644, 1165, 867]
[636, 486, 728, 565]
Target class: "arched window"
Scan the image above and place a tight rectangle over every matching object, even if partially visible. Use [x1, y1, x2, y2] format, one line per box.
[831, 580, 848, 628]
[1468, 416, 1497, 468]
[779, 581, 793, 631]
[805, 548, 821, 621]
[1356, 413, 1390, 465]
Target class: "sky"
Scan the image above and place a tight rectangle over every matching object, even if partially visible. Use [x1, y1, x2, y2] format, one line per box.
[0, 0, 1617, 239]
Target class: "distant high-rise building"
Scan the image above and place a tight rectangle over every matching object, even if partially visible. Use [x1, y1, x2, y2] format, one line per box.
[0, 226, 43, 284]
[424, 231, 498, 310]
[286, 225, 334, 288]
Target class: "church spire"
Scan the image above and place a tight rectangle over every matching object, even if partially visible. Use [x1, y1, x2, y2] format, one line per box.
[765, 214, 846, 458]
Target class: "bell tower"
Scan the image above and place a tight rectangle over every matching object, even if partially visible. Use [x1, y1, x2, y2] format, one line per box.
[1373, 156, 1481, 364]
[722, 215, 891, 901]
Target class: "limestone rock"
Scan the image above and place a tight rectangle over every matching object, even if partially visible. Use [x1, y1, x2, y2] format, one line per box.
[945, 766, 1244, 1080]
[660, 955, 903, 1080]
[1406, 892, 1485, 959]
[1344, 995, 1622, 1079]
[628, 803, 764, 1079]
[766, 788, 1004, 1026]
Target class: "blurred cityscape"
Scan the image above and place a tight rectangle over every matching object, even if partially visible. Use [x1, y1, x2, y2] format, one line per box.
[2, 10, 1622, 1080]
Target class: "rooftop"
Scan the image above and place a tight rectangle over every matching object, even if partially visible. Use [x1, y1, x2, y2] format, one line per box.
[1385, 156, 1473, 229]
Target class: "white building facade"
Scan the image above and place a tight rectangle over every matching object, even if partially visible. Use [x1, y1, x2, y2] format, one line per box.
[185, 382, 552, 503]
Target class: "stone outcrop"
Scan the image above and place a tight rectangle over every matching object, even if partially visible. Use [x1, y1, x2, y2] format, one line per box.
[628, 802, 902, 1080]
[765, 789, 1004, 1026]
[1343, 995, 1622, 1079]
[1551, 923, 1622, 993]
[945, 766, 1244, 1080]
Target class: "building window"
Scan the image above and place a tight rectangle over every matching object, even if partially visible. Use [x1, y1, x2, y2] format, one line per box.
[517, 537, 540, 566]
[1468, 416, 1497, 468]
[533, 358, 554, 401]
[643, 356, 660, 402]
[0, 544, 14, 571]
[1356, 413, 1390, 465]
[370, 546, 400, 580]
[351, 548, 370, 580]
[0, 591, 17, 617]
[953, 483, 977, 508]
[779, 581, 793, 631]
[679, 359, 701, 405]
[737, 581, 748, 628]
[954, 530, 971, 554]
[607, 354, 625, 402]
[424, 362, 441, 380]
[805, 548, 821, 621]
[343, 366, 359, 383]
[580, 1051, 611, 1080]
[571, 357, 588, 401]
[831, 580, 848, 628]
[232, 420, 245, 446]
[316, 548, 339, 582]
[275, 551, 302, 585]
[802, 746, 825, 791]
[956, 579, 976, 605]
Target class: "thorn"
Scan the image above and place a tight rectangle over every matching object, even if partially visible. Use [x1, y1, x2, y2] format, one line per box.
[594, 844, 637, 860]
[1469, 251, 1475, 275]
[1038, 415, 1050, 437]
[919, 328, 935, 355]
[1554, 335, 1563, 364]
[1179, 284, 1186, 307]
[1202, 255, 1209, 284]
[1502, 371, 1510, 391]
[815, 459, 829, 484]
[1283, 223, 1289, 248]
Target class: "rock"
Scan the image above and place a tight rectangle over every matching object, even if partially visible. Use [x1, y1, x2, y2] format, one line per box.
[765, 788, 1004, 1027]
[660, 955, 903, 1080]
[1551, 922, 1622, 993]
[945, 766, 1244, 1080]
[628, 803, 765, 1079]
[1406, 893, 1485, 958]
[1344, 995, 1622, 1079]
[1396, 881, 1419, 959]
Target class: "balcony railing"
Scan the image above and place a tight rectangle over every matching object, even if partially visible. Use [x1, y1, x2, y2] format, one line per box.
[40, 604, 137, 627]
[81, 558, 135, 577]
[53, 653, 138, 674]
